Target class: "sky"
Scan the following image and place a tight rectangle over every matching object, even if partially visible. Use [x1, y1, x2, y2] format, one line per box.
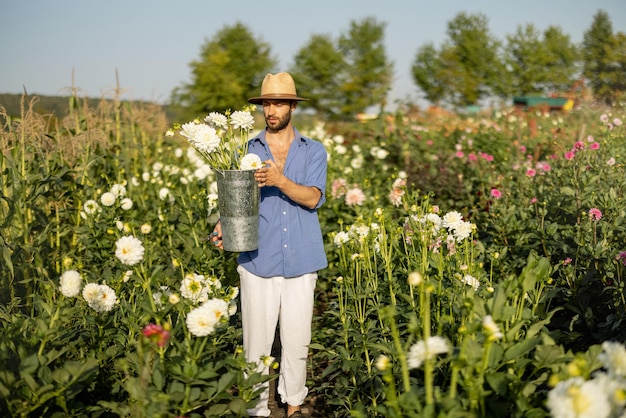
[1, 0, 625, 108]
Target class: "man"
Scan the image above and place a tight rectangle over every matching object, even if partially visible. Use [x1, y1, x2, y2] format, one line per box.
[212, 72, 328, 418]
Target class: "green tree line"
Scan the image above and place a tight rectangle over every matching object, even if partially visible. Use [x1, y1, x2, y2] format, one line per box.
[170, 9, 624, 120]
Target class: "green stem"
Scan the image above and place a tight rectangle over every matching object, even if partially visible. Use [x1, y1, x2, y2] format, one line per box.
[386, 308, 411, 393]
[38, 304, 61, 356]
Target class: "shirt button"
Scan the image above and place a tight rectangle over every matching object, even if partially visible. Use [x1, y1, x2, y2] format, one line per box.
[282, 211, 286, 215]
[283, 228, 287, 232]
[283, 244, 287, 248]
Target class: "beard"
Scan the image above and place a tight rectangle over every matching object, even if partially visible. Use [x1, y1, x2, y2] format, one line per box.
[265, 110, 292, 132]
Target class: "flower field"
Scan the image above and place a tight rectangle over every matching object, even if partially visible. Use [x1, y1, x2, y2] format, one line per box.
[1, 95, 625, 417]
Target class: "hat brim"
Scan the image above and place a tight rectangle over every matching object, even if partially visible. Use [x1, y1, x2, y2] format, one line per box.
[248, 94, 309, 105]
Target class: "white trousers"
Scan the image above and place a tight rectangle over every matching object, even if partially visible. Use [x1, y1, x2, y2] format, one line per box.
[238, 266, 317, 417]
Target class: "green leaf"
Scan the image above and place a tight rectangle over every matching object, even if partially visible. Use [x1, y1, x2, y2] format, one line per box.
[153, 368, 163, 391]
[504, 337, 540, 362]
[486, 371, 512, 395]
[2, 246, 13, 278]
[19, 354, 39, 375]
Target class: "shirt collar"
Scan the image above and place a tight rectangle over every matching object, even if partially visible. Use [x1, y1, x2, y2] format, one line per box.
[252, 127, 309, 146]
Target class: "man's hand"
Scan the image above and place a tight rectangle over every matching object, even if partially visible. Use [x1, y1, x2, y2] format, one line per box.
[254, 160, 283, 188]
[211, 221, 223, 250]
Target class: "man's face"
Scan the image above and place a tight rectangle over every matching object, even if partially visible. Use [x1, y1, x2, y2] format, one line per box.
[262, 100, 294, 132]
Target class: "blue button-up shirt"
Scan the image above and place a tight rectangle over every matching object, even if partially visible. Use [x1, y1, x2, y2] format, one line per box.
[238, 128, 328, 278]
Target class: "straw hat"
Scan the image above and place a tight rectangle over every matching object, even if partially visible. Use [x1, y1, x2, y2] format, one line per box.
[248, 72, 308, 104]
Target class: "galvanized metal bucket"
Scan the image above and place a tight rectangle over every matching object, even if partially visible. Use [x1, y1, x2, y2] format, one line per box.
[214, 169, 259, 252]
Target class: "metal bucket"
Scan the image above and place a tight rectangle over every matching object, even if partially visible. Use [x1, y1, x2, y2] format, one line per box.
[214, 169, 259, 252]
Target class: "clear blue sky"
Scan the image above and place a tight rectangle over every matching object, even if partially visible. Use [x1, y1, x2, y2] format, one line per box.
[1, 0, 624, 107]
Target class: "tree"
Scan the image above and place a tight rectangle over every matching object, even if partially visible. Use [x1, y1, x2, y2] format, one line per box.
[441, 12, 505, 107]
[504, 24, 578, 96]
[337, 17, 393, 116]
[170, 22, 277, 120]
[542, 26, 580, 93]
[290, 17, 392, 119]
[505, 24, 549, 96]
[289, 34, 346, 119]
[582, 10, 625, 104]
[610, 32, 626, 97]
[411, 43, 447, 105]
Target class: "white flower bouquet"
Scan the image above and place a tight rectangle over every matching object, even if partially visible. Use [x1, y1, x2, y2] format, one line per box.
[171, 106, 262, 171]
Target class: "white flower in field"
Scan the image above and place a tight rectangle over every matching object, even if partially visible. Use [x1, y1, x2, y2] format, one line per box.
[350, 155, 363, 169]
[207, 193, 219, 211]
[333, 231, 350, 247]
[152, 162, 164, 173]
[83, 199, 100, 215]
[59, 270, 82, 297]
[180, 273, 209, 303]
[123, 270, 133, 283]
[482, 315, 503, 341]
[153, 286, 172, 307]
[115, 220, 124, 231]
[228, 301, 237, 316]
[165, 129, 175, 137]
[230, 110, 255, 130]
[82, 282, 100, 302]
[186, 298, 229, 337]
[179, 122, 221, 154]
[131, 176, 140, 186]
[82, 283, 117, 313]
[425, 213, 442, 231]
[120, 197, 133, 210]
[547, 377, 611, 418]
[262, 355, 276, 367]
[442, 211, 463, 230]
[334, 144, 347, 155]
[158, 187, 173, 202]
[240, 153, 263, 170]
[407, 271, 423, 287]
[142, 172, 151, 182]
[375, 355, 391, 371]
[174, 147, 183, 158]
[206, 275, 222, 290]
[204, 112, 229, 128]
[100, 192, 116, 207]
[349, 224, 370, 239]
[185, 305, 216, 337]
[204, 297, 229, 321]
[115, 235, 145, 266]
[333, 134, 345, 144]
[140, 224, 152, 234]
[229, 286, 239, 301]
[599, 341, 626, 377]
[169, 293, 180, 304]
[408, 336, 449, 369]
[110, 184, 126, 198]
[96, 284, 117, 312]
[371, 146, 389, 160]
[453, 221, 474, 242]
[461, 274, 480, 291]
[593, 372, 626, 412]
